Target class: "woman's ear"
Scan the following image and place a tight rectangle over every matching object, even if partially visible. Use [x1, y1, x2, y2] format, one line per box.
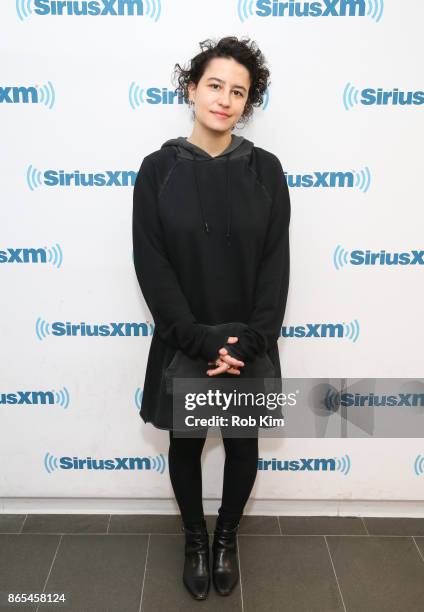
[187, 81, 196, 104]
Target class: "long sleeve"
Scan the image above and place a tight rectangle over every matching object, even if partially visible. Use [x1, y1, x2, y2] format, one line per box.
[223, 155, 291, 362]
[132, 155, 232, 361]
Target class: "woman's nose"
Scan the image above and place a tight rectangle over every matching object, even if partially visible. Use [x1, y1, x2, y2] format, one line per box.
[218, 90, 231, 106]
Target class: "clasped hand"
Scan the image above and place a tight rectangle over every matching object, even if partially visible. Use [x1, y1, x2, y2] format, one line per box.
[206, 336, 245, 376]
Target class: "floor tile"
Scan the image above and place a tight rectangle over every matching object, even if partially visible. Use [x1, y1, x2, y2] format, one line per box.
[327, 535, 424, 612]
[0, 534, 60, 612]
[0, 514, 27, 533]
[279, 515, 367, 535]
[364, 517, 424, 536]
[22, 514, 109, 534]
[39, 534, 148, 612]
[109, 514, 183, 534]
[238, 534, 344, 612]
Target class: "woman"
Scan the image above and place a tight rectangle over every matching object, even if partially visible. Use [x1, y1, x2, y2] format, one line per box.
[132, 36, 291, 600]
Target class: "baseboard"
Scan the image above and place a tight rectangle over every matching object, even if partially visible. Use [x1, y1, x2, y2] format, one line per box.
[1, 498, 424, 517]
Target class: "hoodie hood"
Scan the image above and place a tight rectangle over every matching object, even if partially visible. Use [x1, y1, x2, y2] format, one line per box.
[161, 135, 254, 247]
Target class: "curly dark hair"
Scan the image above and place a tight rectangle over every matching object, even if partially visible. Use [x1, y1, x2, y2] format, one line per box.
[172, 36, 270, 128]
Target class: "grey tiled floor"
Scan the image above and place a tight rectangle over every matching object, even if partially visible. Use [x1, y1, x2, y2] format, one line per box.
[1, 514, 424, 611]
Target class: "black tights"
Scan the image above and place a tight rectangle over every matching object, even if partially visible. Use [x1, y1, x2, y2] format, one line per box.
[168, 429, 259, 526]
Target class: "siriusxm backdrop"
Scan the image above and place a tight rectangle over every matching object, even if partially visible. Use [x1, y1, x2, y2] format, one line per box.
[1, 0, 423, 513]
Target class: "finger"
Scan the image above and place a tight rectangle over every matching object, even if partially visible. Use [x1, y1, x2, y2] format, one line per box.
[219, 360, 240, 374]
[227, 357, 245, 367]
[207, 357, 242, 376]
[207, 367, 225, 376]
[220, 353, 245, 368]
[207, 367, 240, 376]
[219, 348, 244, 368]
[207, 361, 234, 376]
[227, 368, 241, 375]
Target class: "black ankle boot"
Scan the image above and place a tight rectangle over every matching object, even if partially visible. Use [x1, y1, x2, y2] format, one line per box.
[212, 517, 240, 596]
[182, 519, 210, 600]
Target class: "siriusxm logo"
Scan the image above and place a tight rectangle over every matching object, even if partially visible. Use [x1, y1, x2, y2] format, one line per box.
[285, 166, 371, 192]
[238, 0, 383, 22]
[0, 387, 69, 407]
[135, 387, 143, 410]
[0, 245, 63, 268]
[343, 83, 424, 109]
[258, 454, 351, 474]
[35, 318, 154, 340]
[282, 320, 359, 342]
[129, 83, 270, 110]
[16, 0, 162, 21]
[0, 82, 55, 108]
[44, 452, 166, 473]
[325, 390, 424, 411]
[334, 246, 424, 269]
[27, 165, 136, 190]
[129, 84, 185, 109]
[414, 456, 424, 477]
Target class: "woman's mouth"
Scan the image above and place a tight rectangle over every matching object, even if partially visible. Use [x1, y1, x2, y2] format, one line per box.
[212, 111, 230, 118]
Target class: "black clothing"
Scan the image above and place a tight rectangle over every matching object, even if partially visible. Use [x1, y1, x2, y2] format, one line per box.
[168, 429, 259, 525]
[132, 134, 291, 429]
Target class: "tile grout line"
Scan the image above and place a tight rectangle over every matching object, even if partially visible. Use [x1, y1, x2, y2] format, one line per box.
[276, 515, 282, 535]
[412, 536, 424, 563]
[19, 514, 28, 534]
[360, 516, 370, 535]
[35, 534, 63, 612]
[138, 533, 150, 612]
[106, 514, 112, 534]
[324, 535, 348, 612]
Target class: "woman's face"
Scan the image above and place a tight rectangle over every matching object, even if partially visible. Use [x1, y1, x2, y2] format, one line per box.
[188, 56, 251, 133]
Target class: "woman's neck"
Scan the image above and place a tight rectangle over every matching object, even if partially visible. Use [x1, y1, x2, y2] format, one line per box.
[186, 130, 233, 158]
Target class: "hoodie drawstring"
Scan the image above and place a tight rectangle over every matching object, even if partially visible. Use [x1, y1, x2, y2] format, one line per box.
[192, 151, 233, 247]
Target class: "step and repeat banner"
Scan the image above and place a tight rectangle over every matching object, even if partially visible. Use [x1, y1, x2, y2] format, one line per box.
[1, 1, 423, 507]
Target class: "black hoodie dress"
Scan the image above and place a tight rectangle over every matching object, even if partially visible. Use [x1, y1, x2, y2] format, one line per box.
[132, 134, 291, 430]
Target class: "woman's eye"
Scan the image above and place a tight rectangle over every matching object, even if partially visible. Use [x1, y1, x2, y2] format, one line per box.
[210, 84, 243, 97]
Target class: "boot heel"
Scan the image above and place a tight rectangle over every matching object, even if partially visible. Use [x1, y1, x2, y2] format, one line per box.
[182, 521, 210, 600]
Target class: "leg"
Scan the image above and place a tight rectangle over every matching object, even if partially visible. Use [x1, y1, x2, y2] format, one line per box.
[218, 431, 259, 524]
[212, 431, 259, 596]
[168, 430, 211, 600]
[168, 429, 208, 526]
